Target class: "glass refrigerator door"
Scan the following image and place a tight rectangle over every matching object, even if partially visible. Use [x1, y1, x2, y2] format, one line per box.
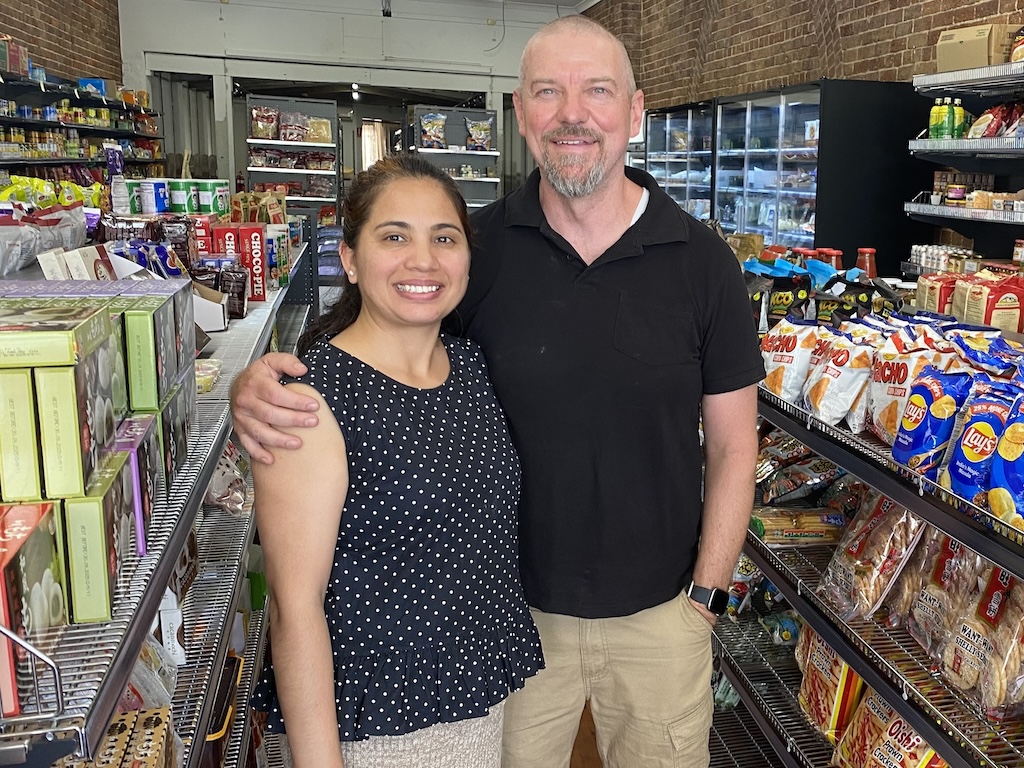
[715, 98, 748, 236]
[776, 87, 820, 249]
[645, 111, 670, 193]
[743, 94, 782, 246]
[685, 105, 714, 221]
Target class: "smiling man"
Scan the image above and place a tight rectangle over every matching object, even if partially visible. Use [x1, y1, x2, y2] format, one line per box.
[230, 16, 763, 768]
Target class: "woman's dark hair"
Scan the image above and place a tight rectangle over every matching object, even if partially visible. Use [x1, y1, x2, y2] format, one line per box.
[297, 153, 471, 355]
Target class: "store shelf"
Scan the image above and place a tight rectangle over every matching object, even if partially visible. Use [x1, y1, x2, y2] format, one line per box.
[277, 303, 312, 357]
[904, 201, 1024, 225]
[246, 167, 335, 176]
[284, 196, 335, 203]
[900, 260, 941, 276]
[714, 615, 833, 768]
[0, 72, 160, 116]
[757, 387, 1024, 585]
[910, 137, 1024, 156]
[450, 176, 500, 183]
[776, 231, 815, 242]
[709, 703, 792, 768]
[647, 152, 693, 161]
[0, 157, 102, 166]
[413, 147, 500, 157]
[222, 608, 268, 768]
[172, 500, 255, 768]
[0, 115, 159, 139]
[744, 536, 1024, 768]
[775, 189, 816, 199]
[913, 62, 1024, 98]
[246, 138, 336, 149]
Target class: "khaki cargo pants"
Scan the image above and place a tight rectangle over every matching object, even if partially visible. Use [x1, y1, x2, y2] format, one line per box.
[502, 590, 715, 768]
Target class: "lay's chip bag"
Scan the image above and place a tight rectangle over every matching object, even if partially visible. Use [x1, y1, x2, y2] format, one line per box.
[988, 400, 1024, 529]
[891, 368, 975, 480]
[869, 331, 950, 446]
[946, 327, 1024, 377]
[939, 380, 1024, 507]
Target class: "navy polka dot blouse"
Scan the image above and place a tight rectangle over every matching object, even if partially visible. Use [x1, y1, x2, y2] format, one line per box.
[252, 335, 543, 742]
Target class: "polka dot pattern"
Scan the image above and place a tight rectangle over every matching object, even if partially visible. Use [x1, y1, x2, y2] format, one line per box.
[252, 335, 543, 742]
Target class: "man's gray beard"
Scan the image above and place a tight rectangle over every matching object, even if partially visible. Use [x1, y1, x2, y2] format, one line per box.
[543, 154, 606, 198]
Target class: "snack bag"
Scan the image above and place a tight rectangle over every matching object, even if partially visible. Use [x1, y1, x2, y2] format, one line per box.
[760, 317, 824, 403]
[755, 434, 814, 485]
[748, 507, 848, 547]
[798, 630, 865, 744]
[946, 327, 1022, 377]
[465, 117, 494, 150]
[833, 688, 948, 768]
[818, 492, 925, 621]
[891, 368, 975, 480]
[818, 475, 872, 519]
[794, 620, 816, 674]
[420, 112, 448, 149]
[989, 400, 1024, 529]
[868, 332, 947, 445]
[762, 456, 845, 505]
[939, 380, 1023, 508]
[802, 335, 874, 426]
[745, 272, 772, 336]
[939, 564, 1024, 717]
[768, 274, 813, 324]
[884, 525, 940, 630]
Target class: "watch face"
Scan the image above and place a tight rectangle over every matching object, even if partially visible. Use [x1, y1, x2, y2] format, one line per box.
[709, 588, 730, 615]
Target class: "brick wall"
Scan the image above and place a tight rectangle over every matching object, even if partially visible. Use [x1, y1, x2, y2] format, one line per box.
[2, 0, 122, 82]
[586, 0, 1024, 108]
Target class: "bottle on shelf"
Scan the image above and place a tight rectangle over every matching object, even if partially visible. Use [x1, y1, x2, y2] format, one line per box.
[939, 97, 954, 139]
[928, 98, 944, 139]
[952, 98, 966, 139]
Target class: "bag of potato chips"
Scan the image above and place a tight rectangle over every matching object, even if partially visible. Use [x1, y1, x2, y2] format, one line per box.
[868, 331, 949, 446]
[891, 368, 975, 480]
[761, 317, 828, 404]
[833, 688, 948, 768]
[988, 400, 1024, 530]
[802, 334, 875, 426]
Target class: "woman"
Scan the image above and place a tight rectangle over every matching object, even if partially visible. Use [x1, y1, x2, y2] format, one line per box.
[251, 154, 542, 768]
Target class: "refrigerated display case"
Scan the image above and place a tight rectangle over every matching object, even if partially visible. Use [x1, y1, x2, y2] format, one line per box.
[713, 80, 931, 274]
[645, 103, 714, 221]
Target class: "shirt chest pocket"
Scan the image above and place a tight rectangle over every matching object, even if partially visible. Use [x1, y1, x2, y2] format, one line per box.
[613, 291, 697, 366]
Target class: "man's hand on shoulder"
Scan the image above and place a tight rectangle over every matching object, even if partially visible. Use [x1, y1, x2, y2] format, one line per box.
[230, 353, 319, 464]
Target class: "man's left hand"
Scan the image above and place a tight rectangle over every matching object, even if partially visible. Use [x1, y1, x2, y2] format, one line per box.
[689, 597, 718, 629]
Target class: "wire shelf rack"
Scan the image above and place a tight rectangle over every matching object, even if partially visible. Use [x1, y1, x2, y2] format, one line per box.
[747, 537, 1024, 768]
[222, 608, 267, 768]
[715, 614, 834, 768]
[710, 703, 792, 768]
[913, 63, 1024, 98]
[904, 202, 1024, 225]
[909, 138, 1024, 156]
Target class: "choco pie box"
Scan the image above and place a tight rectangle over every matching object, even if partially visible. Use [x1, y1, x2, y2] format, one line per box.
[0, 502, 67, 716]
[238, 223, 269, 302]
[61, 451, 135, 624]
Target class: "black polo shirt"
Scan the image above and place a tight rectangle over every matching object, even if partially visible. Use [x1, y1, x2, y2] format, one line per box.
[456, 167, 765, 618]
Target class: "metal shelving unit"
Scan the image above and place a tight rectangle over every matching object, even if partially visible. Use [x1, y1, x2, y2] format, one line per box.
[714, 616, 833, 768]
[222, 608, 268, 768]
[905, 201, 1024, 224]
[910, 137, 1024, 156]
[758, 388, 1024, 579]
[744, 536, 1024, 768]
[914, 62, 1024, 98]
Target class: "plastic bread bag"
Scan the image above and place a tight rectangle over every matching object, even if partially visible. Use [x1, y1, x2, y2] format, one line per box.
[938, 564, 1024, 718]
[818, 492, 926, 621]
[755, 433, 814, 485]
[938, 379, 1024, 509]
[305, 117, 333, 144]
[833, 687, 948, 768]
[801, 334, 875, 427]
[748, 507, 848, 547]
[989, 397, 1024, 530]
[891, 367, 976, 481]
[884, 524, 941, 631]
[420, 112, 448, 149]
[798, 629, 865, 744]
[117, 634, 178, 712]
[761, 317, 833, 404]
[251, 106, 279, 139]
[465, 116, 494, 150]
[279, 112, 309, 142]
[761, 456, 845, 505]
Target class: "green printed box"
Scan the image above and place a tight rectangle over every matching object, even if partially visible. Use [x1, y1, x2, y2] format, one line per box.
[34, 336, 117, 498]
[62, 451, 135, 624]
[0, 370, 41, 502]
[122, 280, 195, 381]
[0, 302, 111, 368]
[124, 295, 176, 411]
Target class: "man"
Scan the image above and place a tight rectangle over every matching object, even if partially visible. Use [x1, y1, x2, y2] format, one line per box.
[231, 16, 763, 768]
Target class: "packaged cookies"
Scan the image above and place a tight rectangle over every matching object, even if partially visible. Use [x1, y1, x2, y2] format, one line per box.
[761, 317, 827, 404]
[819, 492, 925, 621]
[891, 367, 974, 480]
[798, 629, 865, 744]
[833, 687, 948, 768]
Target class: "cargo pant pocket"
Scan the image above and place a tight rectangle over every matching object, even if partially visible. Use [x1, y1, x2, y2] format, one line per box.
[667, 692, 713, 768]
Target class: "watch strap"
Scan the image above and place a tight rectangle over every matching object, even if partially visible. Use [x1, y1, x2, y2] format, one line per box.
[687, 580, 729, 615]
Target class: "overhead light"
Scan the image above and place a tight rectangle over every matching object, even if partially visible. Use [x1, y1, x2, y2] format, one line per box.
[352, 83, 359, 91]
[352, 91, 361, 101]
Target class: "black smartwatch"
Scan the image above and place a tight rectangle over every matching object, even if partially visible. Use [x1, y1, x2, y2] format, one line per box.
[687, 580, 729, 616]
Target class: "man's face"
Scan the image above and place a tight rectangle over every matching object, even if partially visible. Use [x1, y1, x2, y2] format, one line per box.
[513, 29, 643, 199]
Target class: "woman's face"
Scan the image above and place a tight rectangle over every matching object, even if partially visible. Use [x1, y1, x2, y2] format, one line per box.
[341, 177, 469, 333]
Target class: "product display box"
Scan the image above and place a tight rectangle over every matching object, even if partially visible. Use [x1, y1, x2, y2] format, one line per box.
[238, 223, 269, 302]
[0, 502, 67, 717]
[0, 370, 41, 502]
[157, 365, 195, 491]
[212, 223, 241, 258]
[936, 24, 1019, 72]
[124, 706, 175, 768]
[0, 302, 111, 368]
[124, 294, 177, 411]
[52, 710, 138, 767]
[122, 279, 196, 379]
[115, 415, 163, 557]
[34, 333, 117, 499]
[61, 451, 134, 624]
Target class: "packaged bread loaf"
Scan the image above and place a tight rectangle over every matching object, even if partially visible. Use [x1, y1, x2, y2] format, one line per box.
[749, 507, 848, 547]
[818, 492, 925, 621]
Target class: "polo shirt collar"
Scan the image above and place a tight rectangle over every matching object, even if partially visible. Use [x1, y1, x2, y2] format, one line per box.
[503, 166, 691, 247]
